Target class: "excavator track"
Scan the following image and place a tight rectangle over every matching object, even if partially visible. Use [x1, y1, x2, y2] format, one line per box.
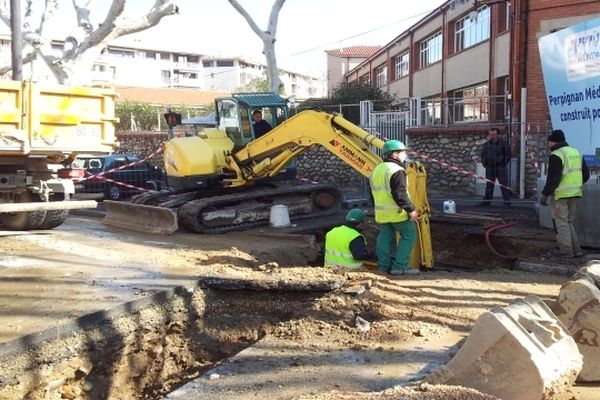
[178, 184, 342, 233]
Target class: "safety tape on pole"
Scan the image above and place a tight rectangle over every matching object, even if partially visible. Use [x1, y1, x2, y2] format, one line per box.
[365, 129, 518, 196]
[408, 149, 518, 195]
[88, 173, 157, 193]
[296, 175, 321, 185]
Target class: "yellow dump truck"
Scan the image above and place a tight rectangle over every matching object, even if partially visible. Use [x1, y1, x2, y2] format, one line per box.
[0, 80, 117, 230]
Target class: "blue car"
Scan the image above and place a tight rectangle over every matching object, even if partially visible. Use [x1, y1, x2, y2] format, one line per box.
[75, 154, 166, 200]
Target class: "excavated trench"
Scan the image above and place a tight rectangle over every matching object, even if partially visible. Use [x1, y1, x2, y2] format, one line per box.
[0, 211, 563, 400]
[0, 285, 323, 400]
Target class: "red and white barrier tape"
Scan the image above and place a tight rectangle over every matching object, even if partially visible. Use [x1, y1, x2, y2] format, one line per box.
[408, 150, 517, 195]
[74, 144, 164, 184]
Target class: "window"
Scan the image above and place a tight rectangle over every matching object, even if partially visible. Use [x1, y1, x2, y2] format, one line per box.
[455, 6, 490, 53]
[175, 71, 198, 79]
[159, 52, 170, 60]
[145, 51, 156, 59]
[161, 70, 171, 79]
[92, 64, 106, 73]
[203, 60, 214, 67]
[107, 48, 135, 58]
[452, 84, 489, 122]
[187, 55, 199, 63]
[216, 60, 235, 67]
[359, 73, 370, 85]
[421, 97, 442, 125]
[110, 66, 116, 79]
[420, 32, 442, 68]
[394, 51, 409, 79]
[375, 64, 387, 87]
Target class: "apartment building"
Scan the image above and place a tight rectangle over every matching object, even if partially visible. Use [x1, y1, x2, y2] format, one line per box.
[344, 0, 599, 127]
[0, 32, 325, 100]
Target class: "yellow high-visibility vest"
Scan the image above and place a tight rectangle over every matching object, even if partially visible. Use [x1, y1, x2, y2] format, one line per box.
[552, 146, 583, 199]
[324, 225, 363, 270]
[370, 162, 409, 223]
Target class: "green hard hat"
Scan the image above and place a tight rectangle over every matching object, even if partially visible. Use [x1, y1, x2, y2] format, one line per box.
[382, 140, 407, 154]
[345, 208, 366, 223]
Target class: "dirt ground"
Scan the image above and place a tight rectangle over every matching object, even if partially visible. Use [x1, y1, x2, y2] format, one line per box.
[0, 209, 597, 399]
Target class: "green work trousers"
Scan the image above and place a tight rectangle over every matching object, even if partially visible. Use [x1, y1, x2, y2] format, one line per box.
[550, 196, 581, 255]
[375, 220, 416, 272]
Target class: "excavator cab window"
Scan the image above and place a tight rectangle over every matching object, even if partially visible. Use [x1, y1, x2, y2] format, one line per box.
[217, 99, 244, 147]
[239, 104, 253, 141]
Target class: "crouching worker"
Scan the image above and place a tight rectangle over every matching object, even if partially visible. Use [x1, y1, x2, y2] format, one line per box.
[324, 209, 374, 270]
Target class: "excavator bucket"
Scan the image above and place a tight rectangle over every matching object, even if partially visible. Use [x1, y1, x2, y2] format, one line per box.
[406, 161, 433, 269]
[554, 263, 600, 382]
[103, 200, 178, 235]
[427, 295, 582, 400]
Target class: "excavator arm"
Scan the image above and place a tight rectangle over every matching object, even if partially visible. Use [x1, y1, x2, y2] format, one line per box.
[223, 110, 385, 187]
[225, 110, 432, 268]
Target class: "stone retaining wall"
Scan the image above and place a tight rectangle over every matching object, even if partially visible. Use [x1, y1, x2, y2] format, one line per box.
[115, 129, 544, 197]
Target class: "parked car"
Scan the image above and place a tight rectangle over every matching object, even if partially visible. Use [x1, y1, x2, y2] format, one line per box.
[75, 154, 166, 200]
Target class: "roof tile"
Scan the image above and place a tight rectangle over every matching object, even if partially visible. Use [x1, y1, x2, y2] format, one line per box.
[325, 45, 382, 57]
[115, 86, 229, 107]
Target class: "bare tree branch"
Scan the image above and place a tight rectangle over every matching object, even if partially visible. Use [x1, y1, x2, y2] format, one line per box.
[267, 0, 285, 37]
[226, 0, 265, 38]
[226, 0, 286, 93]
[1, 0, 179, 84]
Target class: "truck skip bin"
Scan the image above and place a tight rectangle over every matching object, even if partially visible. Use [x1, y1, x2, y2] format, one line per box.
[0, 80, 118, 230]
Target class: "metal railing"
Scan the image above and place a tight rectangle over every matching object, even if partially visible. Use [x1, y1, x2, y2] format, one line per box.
[415, 95, 510, 126]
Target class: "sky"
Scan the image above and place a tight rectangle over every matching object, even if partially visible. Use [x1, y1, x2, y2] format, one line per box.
[35, 0, 448, 77]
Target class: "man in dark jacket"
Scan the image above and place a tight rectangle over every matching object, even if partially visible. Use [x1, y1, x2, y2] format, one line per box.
[252, 109, 272, 139]
[480, 128, 512, 206]
[541, 129, 590, 257]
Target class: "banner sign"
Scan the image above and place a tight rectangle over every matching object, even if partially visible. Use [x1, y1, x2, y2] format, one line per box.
[538, 16, 600, 159]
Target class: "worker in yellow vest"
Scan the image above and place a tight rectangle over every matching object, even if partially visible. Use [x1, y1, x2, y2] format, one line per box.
[540, 129, 590, 258]
[370, 140, 419, 275]
[324, 208, 374, 270]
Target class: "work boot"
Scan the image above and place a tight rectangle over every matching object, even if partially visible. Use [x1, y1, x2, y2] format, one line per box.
[389, 268, 420, 275]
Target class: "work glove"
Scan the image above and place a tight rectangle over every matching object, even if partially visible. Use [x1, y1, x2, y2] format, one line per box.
[540, 195, 548, 206]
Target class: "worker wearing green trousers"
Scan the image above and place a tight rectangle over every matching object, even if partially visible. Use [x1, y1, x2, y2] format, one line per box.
[375, 220, 416, 273]
[370, 140, 419, 275]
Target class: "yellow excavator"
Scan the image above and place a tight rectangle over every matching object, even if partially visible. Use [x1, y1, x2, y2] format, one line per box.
[104, 92, 432, 267]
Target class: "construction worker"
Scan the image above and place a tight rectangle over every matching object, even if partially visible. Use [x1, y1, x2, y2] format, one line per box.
[540, 129, 590, 257]
[370, 140, 419, 275]
[324, 208, 373, 270]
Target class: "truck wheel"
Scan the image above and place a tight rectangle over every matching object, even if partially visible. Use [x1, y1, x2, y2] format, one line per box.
[105, 185, 122, 201]
[38, 210, 69, 229]
[0, 191, 47, 230]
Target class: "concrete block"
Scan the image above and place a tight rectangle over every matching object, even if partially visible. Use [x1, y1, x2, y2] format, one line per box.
[427, 295, 582, 400]
[554, 263, 600, 382]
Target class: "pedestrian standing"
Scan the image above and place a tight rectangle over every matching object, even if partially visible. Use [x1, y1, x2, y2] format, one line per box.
[540, 129, 590, 257]
[324, 209, 374, 270]
[369, 140, 419, 275]
[480, 127, 512, 206]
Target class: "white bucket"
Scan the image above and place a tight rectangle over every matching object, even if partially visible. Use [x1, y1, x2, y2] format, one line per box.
[443, 200, 456, 214]
[269, 204, 291, 228]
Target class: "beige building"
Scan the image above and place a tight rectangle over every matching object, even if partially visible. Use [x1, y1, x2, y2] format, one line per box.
[345, 0, 511, 125]
[325, 45, 381, 95]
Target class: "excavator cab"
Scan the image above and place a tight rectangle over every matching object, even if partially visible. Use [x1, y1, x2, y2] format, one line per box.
[215, 92, 290, 146]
